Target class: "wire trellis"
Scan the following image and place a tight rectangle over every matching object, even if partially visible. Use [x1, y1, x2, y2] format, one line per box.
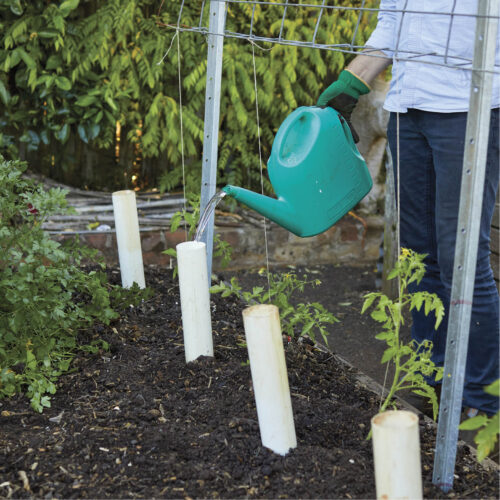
[159, 0, 500, 74]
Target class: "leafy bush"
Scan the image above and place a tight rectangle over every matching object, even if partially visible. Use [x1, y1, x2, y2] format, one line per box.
[0, 0, 378, 191]
[0, 156, 143, 411]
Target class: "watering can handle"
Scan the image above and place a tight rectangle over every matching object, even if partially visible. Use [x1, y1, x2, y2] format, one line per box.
[338, 114, 359, 151]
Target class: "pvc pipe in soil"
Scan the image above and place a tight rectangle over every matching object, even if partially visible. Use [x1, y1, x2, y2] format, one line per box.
[242, 304, 296, 456]
[112, 190, 146, 289]
[371, 410, 423, 500]
[176, 241, 214, 363]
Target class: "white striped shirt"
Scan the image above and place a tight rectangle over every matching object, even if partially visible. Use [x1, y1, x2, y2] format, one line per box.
[365, 0, 500, 112]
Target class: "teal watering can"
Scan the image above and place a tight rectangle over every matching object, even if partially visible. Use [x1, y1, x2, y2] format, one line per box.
[222, 106, 373, 237]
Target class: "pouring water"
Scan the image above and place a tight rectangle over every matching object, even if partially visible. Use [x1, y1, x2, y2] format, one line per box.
[194, 191, 227, 242]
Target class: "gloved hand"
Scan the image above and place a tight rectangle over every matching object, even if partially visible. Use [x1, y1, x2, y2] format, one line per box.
[316, 69, 370, 143]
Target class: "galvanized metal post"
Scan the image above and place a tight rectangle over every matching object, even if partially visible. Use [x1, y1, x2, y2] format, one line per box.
[433, 0, 499, 492]
[200, 0, 226, 283]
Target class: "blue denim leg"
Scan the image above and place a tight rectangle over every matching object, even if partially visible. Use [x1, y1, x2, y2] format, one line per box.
[387, 109, 499, 414]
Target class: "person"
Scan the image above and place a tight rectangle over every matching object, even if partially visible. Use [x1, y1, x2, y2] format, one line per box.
[317, 0, 499, 417]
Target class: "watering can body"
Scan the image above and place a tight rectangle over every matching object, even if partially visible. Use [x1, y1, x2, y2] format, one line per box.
[222, 106, 372, 237]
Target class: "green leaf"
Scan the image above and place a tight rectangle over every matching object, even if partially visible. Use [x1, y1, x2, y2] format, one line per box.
[434, 301, 445, 329]
[371, 308, 388, 323]
[361, 293, 378, 314]
[46, 55, 62, 71]
[0, 79, 10, 105]
[302, 320, 315, 335]
[40, 130, 49, 145]
[210, 284, 227, 294]
[9, 0, 23, 15]
[59, 0, 80, 17]
[424, 298, 432, 316]
[40, 395, 51, 408]
[485, 379, 500, 397]
[18, 49, 36, 69]
[387, 268, 400, 280]
[55, 76, 72, 91]
[105, 96, 118, 112]
[8, 50, 21, 70]
[26, 350, 37, 370]
[78, 124, 88, 143]
[374, 331, 392, 341]
[410, 293, 424, 311]
[163, 248, 177, 258]
[37, 29, 60, 39]
[75, 95, 98, 106]
[54, 123, 70, 143]
[381, 347, 396, 364]
[89, 123, 100, 140]
[459, 414, 489, 431]
[474, 413, 499, 461]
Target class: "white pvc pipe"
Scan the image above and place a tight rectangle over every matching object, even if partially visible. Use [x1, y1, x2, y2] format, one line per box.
[371, 410, 423, 500]
[176, 241, 213, 363]
[242, 304, 296, 455]
[112, 190, 145, 289]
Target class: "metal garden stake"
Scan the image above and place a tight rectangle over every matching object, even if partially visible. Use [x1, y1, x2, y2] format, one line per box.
[433, 0, 499, 491]
[200, 0, 226, 283]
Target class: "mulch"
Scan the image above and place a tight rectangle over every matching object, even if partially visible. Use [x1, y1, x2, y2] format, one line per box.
[0, 265, 498, 499]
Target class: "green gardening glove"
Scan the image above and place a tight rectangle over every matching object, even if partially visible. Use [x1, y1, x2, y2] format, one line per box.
[316, 69, 370, 143]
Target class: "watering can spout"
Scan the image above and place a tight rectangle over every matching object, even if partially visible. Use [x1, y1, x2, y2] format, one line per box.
[222, 185, 301, 235]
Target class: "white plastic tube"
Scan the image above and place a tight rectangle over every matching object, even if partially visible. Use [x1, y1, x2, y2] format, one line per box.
[242, 304, 296, 455]
[112, 190, 146, 289]
[176, 241, 213, 363]
[371, 410, 423, 500]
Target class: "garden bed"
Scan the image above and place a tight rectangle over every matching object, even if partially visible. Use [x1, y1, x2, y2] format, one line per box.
[0, 265, 498, 499]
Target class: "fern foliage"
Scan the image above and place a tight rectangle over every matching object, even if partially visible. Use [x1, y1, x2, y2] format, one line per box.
[0, 0, 377, 191]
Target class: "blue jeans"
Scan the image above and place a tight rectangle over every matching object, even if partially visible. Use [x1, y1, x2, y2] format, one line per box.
[387, 109, 499, 414]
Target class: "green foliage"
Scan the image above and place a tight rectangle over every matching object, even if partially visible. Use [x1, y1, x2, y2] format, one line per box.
[0, 0, 378, 191]
[459, 380, 500, 462]
[362, 248, 445, 419]
[211, 270, 339, 345]
[0, 156, 148, 412]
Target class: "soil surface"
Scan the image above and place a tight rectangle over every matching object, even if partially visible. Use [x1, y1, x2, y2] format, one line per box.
[0, 264, 498, 499]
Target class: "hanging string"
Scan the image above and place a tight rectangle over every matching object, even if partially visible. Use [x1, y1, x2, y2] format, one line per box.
[157, 30, 178, 66]
[176, 30, 188, 238]
[378, 7, 405, 407]
[251, 42, 271, 297]
[380, 38, 404, 412]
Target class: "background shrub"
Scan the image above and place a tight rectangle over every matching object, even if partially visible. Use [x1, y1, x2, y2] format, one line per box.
[0, 0, 377, 192]
[0, 155, 145, 411]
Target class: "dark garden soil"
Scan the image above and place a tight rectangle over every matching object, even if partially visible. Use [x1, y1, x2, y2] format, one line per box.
[0, 264, 498, 499]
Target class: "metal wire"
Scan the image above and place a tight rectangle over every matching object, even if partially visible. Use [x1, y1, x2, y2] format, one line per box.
[350, 0, 366, 48]
[162, 1, 500, 74]
[203, 0, 500, 21]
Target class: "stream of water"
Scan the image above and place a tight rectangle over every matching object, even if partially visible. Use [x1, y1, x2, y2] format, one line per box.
[194, 191, 227, 242]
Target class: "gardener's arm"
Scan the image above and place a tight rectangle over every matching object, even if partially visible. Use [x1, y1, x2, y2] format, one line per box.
[346, 51, 392, 86]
